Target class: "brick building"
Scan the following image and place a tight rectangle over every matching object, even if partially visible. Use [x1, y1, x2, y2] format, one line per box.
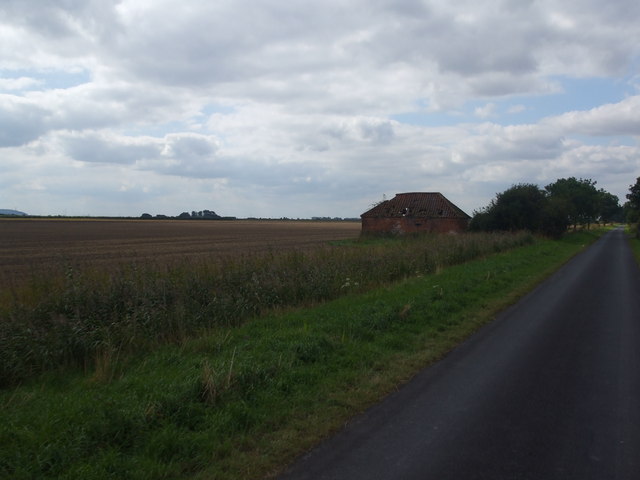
[361, 192, 471, 235]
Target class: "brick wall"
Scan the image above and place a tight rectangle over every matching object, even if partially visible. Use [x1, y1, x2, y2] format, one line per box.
[361, 217, 469, 235]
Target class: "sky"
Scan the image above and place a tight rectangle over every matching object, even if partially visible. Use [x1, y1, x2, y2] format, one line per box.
[1, 0, 639, 219]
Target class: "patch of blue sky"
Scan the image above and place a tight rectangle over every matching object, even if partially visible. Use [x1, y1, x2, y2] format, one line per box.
[568, 134, 637, 147]
[199, 104, 235, 116]
[503, 76, 632, 123]
[0, 68, 90, 92]
[391, 109, 461, 127]
[392, 76, 634, 128]
[40, 70, 91, 89]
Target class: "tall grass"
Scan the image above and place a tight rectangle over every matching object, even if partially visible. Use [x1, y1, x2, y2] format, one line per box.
[0, 232, 532, 387]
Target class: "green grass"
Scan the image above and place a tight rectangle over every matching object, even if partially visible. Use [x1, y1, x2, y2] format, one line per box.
[626, 224, 640, 265]
[0, 231, 601, 479]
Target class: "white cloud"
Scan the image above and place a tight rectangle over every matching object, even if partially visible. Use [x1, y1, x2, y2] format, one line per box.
[0, 95, 50, 146]
[60, 131, 161, 165]
[544, 95, 640, 137]
[507, 104, 526, 114]
[0, 77, 43, 91]
[474, 103, 496, 118]
[1, 0, 640, 217]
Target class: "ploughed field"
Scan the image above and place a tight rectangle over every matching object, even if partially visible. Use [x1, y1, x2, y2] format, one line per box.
[0, 218, 361, 285]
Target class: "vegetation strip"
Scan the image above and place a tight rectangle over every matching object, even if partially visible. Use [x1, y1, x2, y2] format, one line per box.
[627, 226, 640, 264]
[0, 231, 530, 386]
[0, 231, 602, 479]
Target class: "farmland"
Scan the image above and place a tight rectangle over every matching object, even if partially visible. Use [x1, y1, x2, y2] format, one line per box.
[0, 229, 606, 480]
[0, 218, 361, 285]
[1, 217, 536, 388]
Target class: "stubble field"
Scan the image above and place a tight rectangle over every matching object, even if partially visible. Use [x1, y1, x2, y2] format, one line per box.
[0, 218, 361, 285]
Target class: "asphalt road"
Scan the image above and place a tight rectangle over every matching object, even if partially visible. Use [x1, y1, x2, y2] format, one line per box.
[278, 228, 640, 480]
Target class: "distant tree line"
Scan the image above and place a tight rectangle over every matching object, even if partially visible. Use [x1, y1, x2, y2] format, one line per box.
[141, 210, 235, 220]
[311, 216, 360, 222]
[470, 177, 624, 237]
[181, 210, 221, 219]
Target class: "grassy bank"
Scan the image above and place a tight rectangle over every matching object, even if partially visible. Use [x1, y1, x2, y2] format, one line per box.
[0, 230, 600, 479]
[627, 224, 640, 264]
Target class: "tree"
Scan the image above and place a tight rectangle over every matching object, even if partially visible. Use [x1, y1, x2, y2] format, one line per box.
[624, 201, 640, 224]
[626, 177, 640, 238]
[201, 210, 220, 219]
[540, 196, 570, 238]
[597, 189, 622, 224]
[470, 183, 547, 233]
[471, 178, 621, 237]
[626, 177, 640, 211]
[545, 177, 599, 230]
[469, 208, 493, 232]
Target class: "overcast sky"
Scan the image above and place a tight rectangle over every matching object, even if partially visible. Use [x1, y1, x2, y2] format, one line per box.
[1, 0, 639, 218]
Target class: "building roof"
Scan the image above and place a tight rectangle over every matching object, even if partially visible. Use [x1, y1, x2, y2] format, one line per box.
[361, 192, 470, 219]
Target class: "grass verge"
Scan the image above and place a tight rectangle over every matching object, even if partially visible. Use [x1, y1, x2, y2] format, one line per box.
[0, 231, 600, 479]
[626, 224, 640, 265]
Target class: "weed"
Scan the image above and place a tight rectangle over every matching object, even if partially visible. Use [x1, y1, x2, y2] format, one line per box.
[89, 346, 122, 384]
[200, 359, 218, 405]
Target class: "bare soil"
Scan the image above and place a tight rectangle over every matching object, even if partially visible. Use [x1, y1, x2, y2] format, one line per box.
[0, 218, 361, 285]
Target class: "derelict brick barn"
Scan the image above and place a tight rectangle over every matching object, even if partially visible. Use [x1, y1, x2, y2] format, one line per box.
[361, 192, 471, 235]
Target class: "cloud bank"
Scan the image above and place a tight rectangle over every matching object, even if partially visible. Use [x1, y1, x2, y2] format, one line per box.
[1, 0, 639, 217]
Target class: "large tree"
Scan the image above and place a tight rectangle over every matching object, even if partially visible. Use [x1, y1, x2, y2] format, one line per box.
[626, 177, 640, 212]
[471, 178, 621, 237]
[626, 177, 640, 238]
[470, 183, 546, 232]
[545, 177, 599, 230]
[597, 189, 622, 224]
[540, 196, 571, 238]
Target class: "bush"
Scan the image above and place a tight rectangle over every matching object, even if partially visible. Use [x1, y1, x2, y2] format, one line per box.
[470, 184, 546, 233]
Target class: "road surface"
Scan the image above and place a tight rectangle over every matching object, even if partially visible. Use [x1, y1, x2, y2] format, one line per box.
[278, 228, 640, 479]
